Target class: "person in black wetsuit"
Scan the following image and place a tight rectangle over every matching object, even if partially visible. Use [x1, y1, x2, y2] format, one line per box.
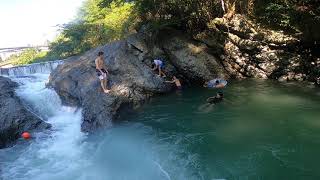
[95, 51, 110, 93]
[206, 91, 224, 104]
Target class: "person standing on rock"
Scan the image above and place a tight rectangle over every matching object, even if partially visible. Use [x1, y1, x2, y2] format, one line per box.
[152, 59, 167, 77]
[95, 51, 110, 93]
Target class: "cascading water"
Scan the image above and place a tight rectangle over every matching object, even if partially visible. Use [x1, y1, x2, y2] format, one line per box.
[0, 74, 86, 179]
[0, 60, 63, 77]
[0, 64, 196, 180]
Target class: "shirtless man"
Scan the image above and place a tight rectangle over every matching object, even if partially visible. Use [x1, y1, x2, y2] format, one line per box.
[166, 76, 182, 90]
[95, 51, 110, 93]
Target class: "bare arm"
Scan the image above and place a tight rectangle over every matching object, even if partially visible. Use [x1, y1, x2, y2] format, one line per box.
[152, 65, 157, 71]
[215, 84, 225, 88]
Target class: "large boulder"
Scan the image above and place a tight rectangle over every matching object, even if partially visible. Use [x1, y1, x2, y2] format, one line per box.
[48, 40, 170, 132]
[0, 76, 50, 148]
[161, 32, 228, 82]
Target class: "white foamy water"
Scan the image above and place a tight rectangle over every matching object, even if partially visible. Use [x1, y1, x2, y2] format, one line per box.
[0, 74, 86, 179]
[0, 60, 63, 77]
[0, 73, 196, 180]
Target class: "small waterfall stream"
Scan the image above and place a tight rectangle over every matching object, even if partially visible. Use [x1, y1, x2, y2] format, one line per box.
[0, 60, 63, 77]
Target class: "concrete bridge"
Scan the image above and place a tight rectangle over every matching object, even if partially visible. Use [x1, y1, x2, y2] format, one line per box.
[0, 46, 49, 61]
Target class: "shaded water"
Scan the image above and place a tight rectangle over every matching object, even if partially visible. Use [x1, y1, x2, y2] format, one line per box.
[1, 75, 320, 180]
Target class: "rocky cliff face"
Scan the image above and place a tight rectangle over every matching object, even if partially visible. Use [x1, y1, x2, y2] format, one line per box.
[194, 14, 320, 85]
[48, 33, 227, 132]
[127, 30, 229, 83]
[48, 41, 168, 132]
[0, 76, 50, 148]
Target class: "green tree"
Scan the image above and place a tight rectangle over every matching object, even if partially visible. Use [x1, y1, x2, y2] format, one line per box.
[6, 48, 48, 66]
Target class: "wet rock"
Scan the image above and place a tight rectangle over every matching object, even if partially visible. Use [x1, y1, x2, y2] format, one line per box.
[0, 76, 50, 148]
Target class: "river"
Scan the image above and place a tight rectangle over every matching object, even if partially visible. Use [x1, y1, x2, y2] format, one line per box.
[0, 72, 320, 180]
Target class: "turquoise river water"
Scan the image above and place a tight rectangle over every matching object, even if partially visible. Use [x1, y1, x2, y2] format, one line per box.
[1, 74, 320, 180]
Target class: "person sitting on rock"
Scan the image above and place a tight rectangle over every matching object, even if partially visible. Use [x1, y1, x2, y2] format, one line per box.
[95, 51, 110, 93]
[165, 76, 182, 90]
[206, 91, 224, 104]
[152, 59, 167, 77]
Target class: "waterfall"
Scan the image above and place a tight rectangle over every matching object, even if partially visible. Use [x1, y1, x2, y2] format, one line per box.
[0, 59, 195, 180]
[0, 74, 85, 179]
[0, 60, 64, 76]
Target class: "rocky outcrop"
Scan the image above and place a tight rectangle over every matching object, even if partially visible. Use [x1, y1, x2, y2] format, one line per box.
[195, 14, 320, 85]
[48, 32, 227, 132]
[161, 32, 228, 82]
[0, 76, 50, 148]
[127, 30, 229, 83]
[48, 41, 169, 132]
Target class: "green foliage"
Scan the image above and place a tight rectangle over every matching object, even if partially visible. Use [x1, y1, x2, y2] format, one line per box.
[35, 0, 318, 65]
[263, 3, 292, 29]
[135, 0, 223, 32]
[48, 0, 225, 62]
[255, 0, 320, 41]
[6, 49, 48, 66]
[46, 0, 135, 60]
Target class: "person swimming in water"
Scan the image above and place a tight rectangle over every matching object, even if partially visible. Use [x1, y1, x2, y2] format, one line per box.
[198, 91, 224, 113]
[206, 91, 224, 104]
[204, 79, 227, 89]
[165, 76, 182, 90]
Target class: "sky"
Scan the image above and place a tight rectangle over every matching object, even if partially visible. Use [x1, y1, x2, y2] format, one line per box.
[0, 0, 85, 48]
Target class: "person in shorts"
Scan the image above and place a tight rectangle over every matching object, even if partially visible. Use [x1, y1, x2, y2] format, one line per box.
[95, 51, 110, 93]
[152, 59, 167, 77]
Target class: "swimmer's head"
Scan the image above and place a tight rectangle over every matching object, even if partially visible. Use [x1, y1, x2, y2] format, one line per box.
[98, 51, 104, 56]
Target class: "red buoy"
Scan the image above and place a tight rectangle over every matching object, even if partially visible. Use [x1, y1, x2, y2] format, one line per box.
[22, 132, 31, 140]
